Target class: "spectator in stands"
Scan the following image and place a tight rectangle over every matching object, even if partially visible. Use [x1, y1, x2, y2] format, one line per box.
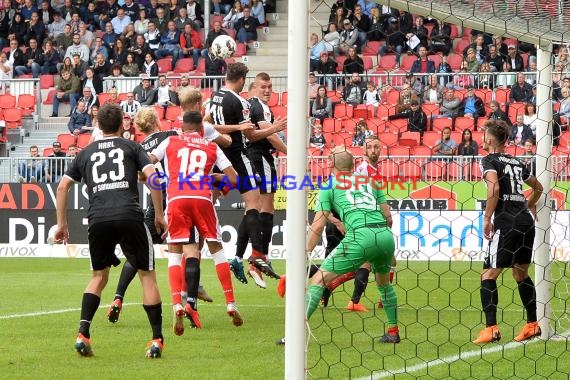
[44, 141, 67, 183]
[223, 1, 243, 29]
[456, 129, 478, 156]
[14, 38, 41, 78]
[168, 0, 183, 22]
[24, 12, 46, 46]
[488, 100, 511, 126]
[134, 8, 150, 35]
[477, 62, 495, 90]
[437, 55, 452, 87]
[82, 67, 103, 95]
[121, 114, 136, 140]
[21, 0, 38, 22]
[496, 60, 516, 88]
[128, 34, 149, 69]
[87, 105, 102, 142]
[151, 6, 168, 35]
[202, 20, 228, 57]
[72, 53, 88, 78]
[56, 24, 73, 56]
[525, 56, 537, 86]
[310, 33, 327, 71]
[406, 72, 423, 98]
[509, 114, 533, 146]
[309, 72, 319, 106]
[202, 52, 227, 90]
[93, 53, 111, 83]
[58, 56, 73, 74]
[339, 18, 359, 55]
[323, 23, 341, 57]
[315, 51, 337, 90]
[342, 47, 364, 74]
[112, 37, 128, 65]
[555, 47, 570, 71]
[78, 21, 93, 49]
[186, 0, 204, 29]
[309, 124, 326, 149]
[67, 99, 92, 135]
[250, 0, 265, 26]
[464, 48, 480, 73]
[352, 120, 373, 146]
[69, 12, 81, 34]
[428, 19, 451, 55]
[142, 52, 159, 82]
[0, 52, 12, 81]
[121, 22, 137, 47]
[77, 87, 99, 112]
[397, 9, 413, 34]
[367, 7, 383, 42]
[7, 39, 25, 73]
[120, 92, 141, 117]
[149, 74, 179, 107]
[58, 0, 75, 19]
[155, 20, 181, 70]
[82, 3, 98, 31]
[350, 4, 370, 51]
[521, 138, 536, 176]
[40, 40, 60, 75]
[395, 83, 419, 113]
[363, 81, 380, 115]
[102, 22, 119, 55]
[179, 23, 202, 70]
[422, 74, 444, 104]
[439, 88, 462, 118]
[177, 74, 191, 91]
[506, 45, 524, 72]
[510, 73, 533, 103]
[406, 15, 428, 53]
[213, 0, 232, 15]
[491, 35, 508, 58]
[330, 6, 346, 32]
[104, 64, 126, 92]
[235, 6, 259, 43]
[0, 11, 10, 52]
[485, 45, 503, 73]
[65, 33, 90, 63]
[90, 37, 109, 65]
[122, 0, 138, 21]
[51, 70, 81, 117]
[122, 53, 140, 76]
[111, 8, 131, 35]
[379, 17, 405, 64]
[459, 86, 485, 119]
[410, 46, 435, 82]
[464, 34, 488, 64]
[133, 78, 154, 105]
[48, 11, 66, 39]
[66, 144, 78, 157]
[9, 13, 27, 45]
[18, 145, 44, 183]
[386, 99, 427, 134]
[311, 85, 332, 123]
[342, 72, 365, 106]
[432, 126, 458, 156]
[524, 103, 538, 138]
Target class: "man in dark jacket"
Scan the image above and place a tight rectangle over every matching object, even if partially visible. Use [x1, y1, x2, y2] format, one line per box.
[7, 39, 26, 69]
[67, 99, 92, 135]
[459, 86, 486, 118]
[235, 6, 259, 43]
[315, 51, 338, 89]
[44, 141, 67, 183]
[509, 73, 533, 103]
[386, 99, 428, 134]
[15, 37, 43, 77]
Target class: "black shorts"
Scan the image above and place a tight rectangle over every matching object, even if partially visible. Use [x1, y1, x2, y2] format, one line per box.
[224, 149, 259, 194]
[483, 222, 535, 269]
[88, 220, 155, 271]
[248, 149, 277, 194]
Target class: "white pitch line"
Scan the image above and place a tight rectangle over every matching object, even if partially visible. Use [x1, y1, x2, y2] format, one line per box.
[0, 303, 285, 320]
[355, 336, 559, 380]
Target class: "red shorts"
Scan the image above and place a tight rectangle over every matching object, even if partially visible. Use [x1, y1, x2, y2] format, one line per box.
[166, 197, 220, 243]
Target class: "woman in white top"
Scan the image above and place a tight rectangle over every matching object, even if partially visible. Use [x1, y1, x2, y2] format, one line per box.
[250, 0, 265, 25]
[523, 102, 538, 139]
[134, 8, 150, 35]
[0, 52, 13, 82]
[222, 1, 243, 29]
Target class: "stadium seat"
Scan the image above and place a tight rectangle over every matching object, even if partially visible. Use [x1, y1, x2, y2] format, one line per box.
[447, 161, 465, 180]
[281, 91, 288, 106]
[193, 59, 206, 74]
[505, 145, 525, 156]
[454, 117, 475, 132]
[165, 106, 182, 121]
[267, 92, 279, 107]
[378, 55, 397, 71]
[342, 118, 358, 132]
[156, 58, 172, 73]
[447, 54, 463, 71]
[400, 131, 421, 146]
[476, 117, 488, 130]
[378, 132, 399, 147]
[239, 91, 249, 99]
[432, 117, 452, 132]
[422, 103, 440, 118]
[57, 133, 76, 150]
[0, 93, 16, 109]
[39, 74, 55, 89]
[224, 28, 236, 39]
[388, 145, 411, 157]
[98, 93, 111, 105]
[494, 88, 510, 105]
[401, 160, 422, 178]
[454, 39, 471, 54]
[508, 102, 526, 123]
[377, 104, 396, 119]
[353, 106, 368, 119]
[422, 131, 441, 149]
[350, 145, 364, 157]
[449, 24, 459, 39]
[174, 58, 195, 73]
[234, 42, 247, 57]
[334, 103, 354, 119]
[412, 145, 432, 156]
[42, 147, 54, 157]
[43, 89, 56, 105]
[461, 27, 473, 39]
[362, 41, 381, 56]
[424, 161, 446, 180]
[428, 54, 442, 68]
[387, 118, 407, 134]
[77, 134, 92, 148]
[399, 54, 416, 71]
[474, 88, 493, 103]
[332, 132, 353, 147]
[17, 94, 35, 116]
[367, 118, 385, 134]
[362, 56, 374, 72]
[3, 108, 22, 129]
[271, 105, 287, 118]
[469, 161, 482, 180]
[336, 56, 347, 72]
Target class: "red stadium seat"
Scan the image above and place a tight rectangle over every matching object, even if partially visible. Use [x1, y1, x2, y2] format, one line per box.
[399, 55, 416, 71]
[362, 41, 381, 56]
[494, 88, 510, 105]
[281, 91, 288, 106]
[447, 54, 463, 71]
[77, 134, 92, 148]
[156, 58, 172, 73]
[352, 106, 368, 119]
[422, 103, 440, 118]
[508, 102, 526, 123]
[4, 108, 22, 129]
[422, 131, 441, 149]
[42, 147, 54, 157]
[43, 89, 56, 105]
[400, 131, 421, 146]
[432, 117, 453, 132]
[0, 93, 16, 109]
[447, 161, 465, 180]
[454, 117, 475, 132]
[17, 94, 35, 116]
[174, 58, 195, 73]
[387, 118, 407, 134]
[424, 161, 445, 181]
[379, 55, 397, 71]
[334, 103, 354, 119]
[39, 74, 55, 89]
[378, 132, 399, 147]
[362, 56, 374, 72]
[267, 92, 279, 107]
[165, 106, 182, 121]
[271, 105, 287, 119]
[412, 145, 432, 156]
[57, 133, 76, 150]
[388, 145, 411, 157]
[454, 39, 471, 54]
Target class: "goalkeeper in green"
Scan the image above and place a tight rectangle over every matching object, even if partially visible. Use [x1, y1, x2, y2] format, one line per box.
[305, 149, 400, 343]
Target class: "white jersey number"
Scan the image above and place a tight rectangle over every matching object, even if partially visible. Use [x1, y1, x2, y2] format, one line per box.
[90, 149, 125, 183]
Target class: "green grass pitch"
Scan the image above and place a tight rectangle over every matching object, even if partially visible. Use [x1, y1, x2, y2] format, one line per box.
[1, 259, 569, 379]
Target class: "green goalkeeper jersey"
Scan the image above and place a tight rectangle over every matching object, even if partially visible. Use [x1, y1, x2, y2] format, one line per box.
[314, 174, 388, 231]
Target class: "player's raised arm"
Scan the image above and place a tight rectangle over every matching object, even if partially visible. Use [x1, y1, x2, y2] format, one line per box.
[307, 210, 331, 253]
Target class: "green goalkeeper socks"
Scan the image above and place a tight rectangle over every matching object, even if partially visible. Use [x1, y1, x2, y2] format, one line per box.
[306, 284, 325, 320]
[378, 283, 398, 327]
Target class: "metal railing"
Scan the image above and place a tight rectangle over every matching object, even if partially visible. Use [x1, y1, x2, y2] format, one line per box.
[1, 155, 568, 184]
[0, 78, 41, 114]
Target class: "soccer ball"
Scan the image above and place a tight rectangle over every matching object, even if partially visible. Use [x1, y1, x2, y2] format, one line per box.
[210, 35, 237, 59]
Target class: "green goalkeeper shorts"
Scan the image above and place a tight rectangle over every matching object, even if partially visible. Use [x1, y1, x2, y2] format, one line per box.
[320, 226, 395, 275]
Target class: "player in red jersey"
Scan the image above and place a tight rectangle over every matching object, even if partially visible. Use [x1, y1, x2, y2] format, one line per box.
[150, 111, 244, 334]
